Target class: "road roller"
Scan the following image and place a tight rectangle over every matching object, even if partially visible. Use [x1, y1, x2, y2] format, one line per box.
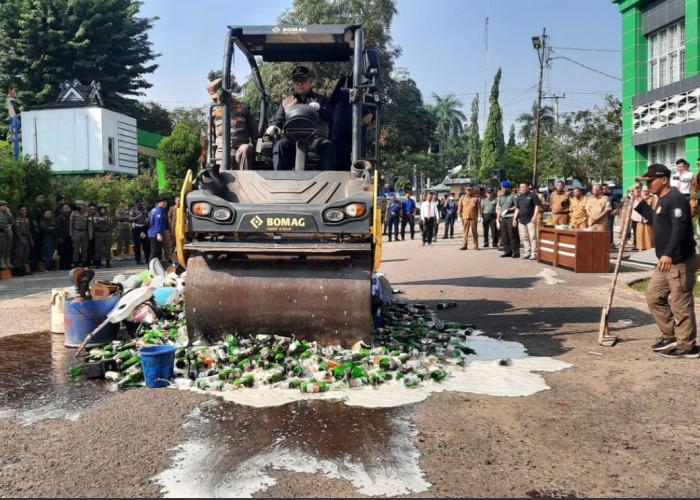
[175, 24, 382, 347]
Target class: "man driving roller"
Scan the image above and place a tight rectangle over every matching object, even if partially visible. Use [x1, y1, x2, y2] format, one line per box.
[266, 65, 336, 171]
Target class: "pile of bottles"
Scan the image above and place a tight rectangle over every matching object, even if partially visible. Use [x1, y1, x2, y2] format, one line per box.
[67, 298, 478, 392]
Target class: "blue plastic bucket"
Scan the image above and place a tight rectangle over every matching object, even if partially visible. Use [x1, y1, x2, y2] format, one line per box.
[140, 345, 176, 388]
[64, 294, 121, 348]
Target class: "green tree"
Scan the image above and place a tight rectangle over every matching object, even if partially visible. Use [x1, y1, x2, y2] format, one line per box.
[480, 68, 505, 181]
[508, 124, 516, 147]
[129, 101, 173, 136]
[158, 123, 200, 192]
[381, 71, 434, 155]
[0, 0, 159, 109]
[463, 94, 481, 178]
[516, 101, 555, 143]
[501, 144, 532, 185]
[546, 95, 622, 186]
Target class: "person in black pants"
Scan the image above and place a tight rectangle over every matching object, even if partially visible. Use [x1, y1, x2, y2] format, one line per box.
[384, 194, 402, 242]
[128, 197, 150, 265]
[442, 194, 458, 239]
[480, 189, 499, 247]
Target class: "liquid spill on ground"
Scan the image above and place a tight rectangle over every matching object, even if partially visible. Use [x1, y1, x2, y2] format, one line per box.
[0, 331, 571, 497]
[154, 401, 427, 497]
[0, 332, 114, 425]
[155, 331, 571, 497]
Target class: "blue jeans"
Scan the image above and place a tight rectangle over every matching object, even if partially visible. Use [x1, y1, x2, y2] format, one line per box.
[43, 242, 55, 270]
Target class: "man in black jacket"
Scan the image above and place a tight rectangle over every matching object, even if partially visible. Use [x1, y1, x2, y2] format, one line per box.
[635, 164, 698, 358]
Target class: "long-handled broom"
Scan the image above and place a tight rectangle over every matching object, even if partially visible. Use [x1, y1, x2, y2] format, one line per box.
[598, 193, 636, 347]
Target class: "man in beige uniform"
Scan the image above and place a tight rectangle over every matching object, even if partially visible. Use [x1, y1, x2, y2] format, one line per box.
[585, 184, 611, 231]
[549, 181, 570, 226]
[70, 201, 92, 267]
[569, 187, 588, 229]
[458, 184, 481, 250]
[208, 78, 259, 170]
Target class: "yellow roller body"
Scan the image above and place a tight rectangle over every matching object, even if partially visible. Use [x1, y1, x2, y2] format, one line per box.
[372, 170, 382, 273]
[175, 169, 194, 269]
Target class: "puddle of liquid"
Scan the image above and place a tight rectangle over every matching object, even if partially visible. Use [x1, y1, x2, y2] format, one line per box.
[155, 332, 572, 497]
[0, 332, 114, 425]
[154, 400, 429, 497]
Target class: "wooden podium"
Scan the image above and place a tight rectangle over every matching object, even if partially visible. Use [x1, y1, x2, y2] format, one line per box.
[538, 227, 611, 273]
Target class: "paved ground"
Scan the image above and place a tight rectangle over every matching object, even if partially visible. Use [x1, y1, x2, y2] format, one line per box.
[1, 226, 699, 498]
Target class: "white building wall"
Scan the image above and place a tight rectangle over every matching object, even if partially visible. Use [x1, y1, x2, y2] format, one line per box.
[21, 107, 138, 175]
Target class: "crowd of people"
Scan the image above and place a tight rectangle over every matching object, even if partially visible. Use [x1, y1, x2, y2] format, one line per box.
[0, 194, 180, 278]
[379, 179, 629, 259]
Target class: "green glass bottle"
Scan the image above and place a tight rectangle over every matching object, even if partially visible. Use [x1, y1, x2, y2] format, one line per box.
[233, 375, 255, 388]
[287, 378, 301, 389]
[66, 365, 84, 377]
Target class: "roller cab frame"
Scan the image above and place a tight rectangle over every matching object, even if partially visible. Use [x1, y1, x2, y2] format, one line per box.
[178, 25, 382, 347]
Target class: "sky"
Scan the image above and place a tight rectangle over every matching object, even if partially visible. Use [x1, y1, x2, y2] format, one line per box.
[136, 0, 623, 136]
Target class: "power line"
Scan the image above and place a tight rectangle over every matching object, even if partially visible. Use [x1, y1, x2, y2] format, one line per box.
[550, 50, 622, 81]
[551, 46, 621, 53]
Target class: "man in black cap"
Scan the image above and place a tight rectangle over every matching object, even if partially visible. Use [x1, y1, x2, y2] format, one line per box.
[635, 163, 698, 358]
[266, 65, 336, 171]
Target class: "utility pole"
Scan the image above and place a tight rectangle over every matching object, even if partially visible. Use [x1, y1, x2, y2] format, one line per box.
[543, 93, 566, 124]
[531, 27, 547, 188]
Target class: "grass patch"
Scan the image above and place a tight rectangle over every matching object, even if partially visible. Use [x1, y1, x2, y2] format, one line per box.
[629, 277, 700, 297]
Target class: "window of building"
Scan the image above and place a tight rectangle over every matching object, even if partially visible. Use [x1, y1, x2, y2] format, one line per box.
[648, 21, 685, 90]
[648, 140, 684, 167]
[108, 137, 115, 165]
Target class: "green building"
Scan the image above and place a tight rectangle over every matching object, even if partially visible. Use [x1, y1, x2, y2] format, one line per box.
[614, 0, 700, 187]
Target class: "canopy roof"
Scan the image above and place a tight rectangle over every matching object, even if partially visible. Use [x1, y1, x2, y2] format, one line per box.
[228, 25, 360, 62]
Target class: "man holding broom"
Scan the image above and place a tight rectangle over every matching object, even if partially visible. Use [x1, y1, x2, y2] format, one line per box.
[635, 164, 698, 358]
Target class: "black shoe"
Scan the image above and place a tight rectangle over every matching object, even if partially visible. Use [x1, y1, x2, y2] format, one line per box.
[484, 243, 489, 248]
[442, 236, 448, 239]
[512, 254, 520, 258]
[136, 260, 143, 265]
[106, 261, 112, 268]
[460, 247, 467, 250]
[651, 337, 677, 351]
[93, 262, 103, 268]
[500, 253, 512, 258]
[660, 347, 700, 359]
[422, 242, 426, 246]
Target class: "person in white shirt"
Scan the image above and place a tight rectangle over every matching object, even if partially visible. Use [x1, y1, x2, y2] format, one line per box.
[420, 192, 440, 246]
[673, 158, 694, 197]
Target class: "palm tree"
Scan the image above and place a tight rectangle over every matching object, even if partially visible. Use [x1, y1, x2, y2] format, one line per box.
[516, 101, 555, 143]
[431, 93, 467, 137]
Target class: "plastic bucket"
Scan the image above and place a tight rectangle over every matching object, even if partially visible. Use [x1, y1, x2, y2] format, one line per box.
[139, 345, 176, 388]
[64, 294, 121, 348]
[50, 287, 72, 333]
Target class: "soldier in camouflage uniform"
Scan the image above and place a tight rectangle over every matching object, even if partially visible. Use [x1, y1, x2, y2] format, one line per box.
[114, 200, 131, 260]
[0, 201, 14, 270]
[12, 205, 33, 276]
[70, 200, 92, 267]
[92, 205, 112, 268]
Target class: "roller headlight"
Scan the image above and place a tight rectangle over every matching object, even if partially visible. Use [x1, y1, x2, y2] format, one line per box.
[325, 208, 344, 222]
[192, 202, 212, 216]
[212, 208, 232, 221]
[344, 203, 366, 218]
